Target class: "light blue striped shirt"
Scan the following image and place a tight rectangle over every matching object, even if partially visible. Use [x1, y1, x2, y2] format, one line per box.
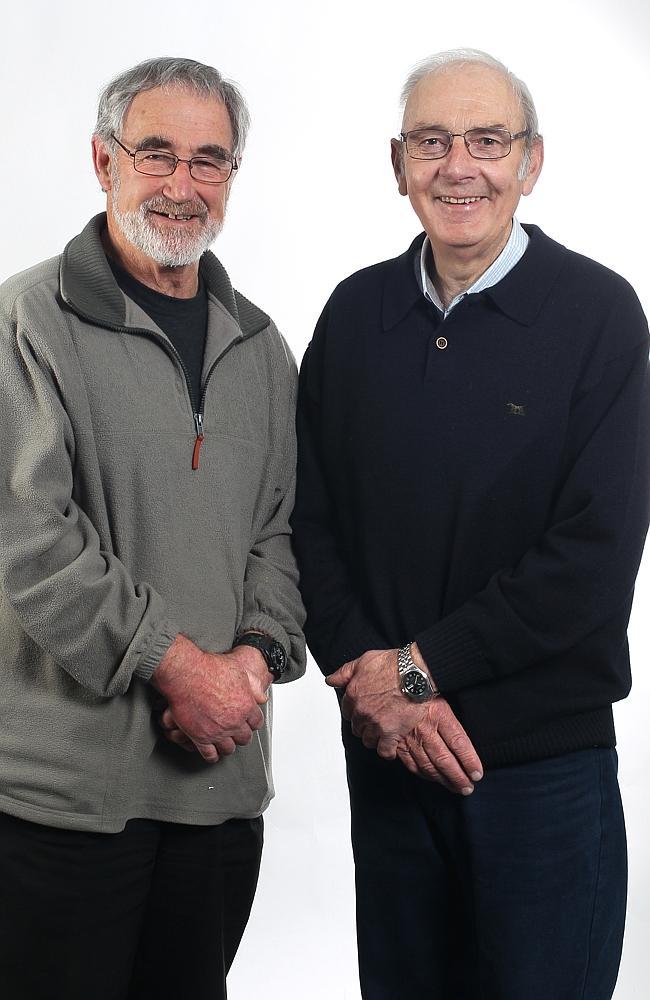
[420, 218, 529, 317]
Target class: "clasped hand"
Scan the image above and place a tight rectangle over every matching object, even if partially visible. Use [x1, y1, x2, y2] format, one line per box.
[327, 648, 483, 795]
[151, 635, 272, 763]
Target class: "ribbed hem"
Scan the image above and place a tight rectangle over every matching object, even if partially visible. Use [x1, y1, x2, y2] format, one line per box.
[415, 608, 489, 692]
[475, 707, 616, 769]
[132, 618, 179, 682]
[238, 612, 305, 684]
[239, 612, 290, 657]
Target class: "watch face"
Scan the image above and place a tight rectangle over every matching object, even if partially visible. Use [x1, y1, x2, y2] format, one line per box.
[403, 669, 431, 699]
[269, 641, 287, 673]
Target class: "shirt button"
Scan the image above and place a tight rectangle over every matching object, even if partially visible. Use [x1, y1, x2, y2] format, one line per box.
[436, 336, 448, 350]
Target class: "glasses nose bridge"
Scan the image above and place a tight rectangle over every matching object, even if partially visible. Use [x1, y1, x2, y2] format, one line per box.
[442, 132, 475, 165]
[164, 154, 196, 189]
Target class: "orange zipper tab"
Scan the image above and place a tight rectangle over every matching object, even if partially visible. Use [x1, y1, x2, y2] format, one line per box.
[192, 413, 204, 471]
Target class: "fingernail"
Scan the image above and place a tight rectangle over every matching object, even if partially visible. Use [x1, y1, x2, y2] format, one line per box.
[461, 786, 474, 796]
[470, 771, 483, 782]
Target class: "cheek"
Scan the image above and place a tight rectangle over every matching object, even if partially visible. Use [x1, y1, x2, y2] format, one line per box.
[209, 192, 229, 217]
[404, 166, 434, 199]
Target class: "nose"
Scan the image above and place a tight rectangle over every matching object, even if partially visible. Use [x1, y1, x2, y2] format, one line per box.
[439, 135, 477, 179]
[162, 158, 196, 202]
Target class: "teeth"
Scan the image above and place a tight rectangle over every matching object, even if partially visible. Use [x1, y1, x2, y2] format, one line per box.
[166, 214, 192, 220]
[439, 196, 484, 204]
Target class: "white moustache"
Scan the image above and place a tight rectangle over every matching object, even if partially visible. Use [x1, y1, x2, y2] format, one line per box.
[143, 198, 208, 219]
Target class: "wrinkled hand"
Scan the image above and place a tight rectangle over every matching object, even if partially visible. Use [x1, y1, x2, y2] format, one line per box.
[327, 648, 431, 758]
[152, 636, 268, 763]
[396, 700, 483, 795]
[327, 647, 483, 795]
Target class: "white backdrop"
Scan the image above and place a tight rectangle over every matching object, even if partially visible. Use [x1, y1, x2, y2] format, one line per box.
[1, 1, 648, 996]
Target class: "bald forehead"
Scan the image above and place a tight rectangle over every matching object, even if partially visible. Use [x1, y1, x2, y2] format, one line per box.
[403, 63, 523, 132]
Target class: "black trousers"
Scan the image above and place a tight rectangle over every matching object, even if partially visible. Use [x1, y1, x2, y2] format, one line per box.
[0, 812, 263, 1000]
[345, 731, 627, 1000]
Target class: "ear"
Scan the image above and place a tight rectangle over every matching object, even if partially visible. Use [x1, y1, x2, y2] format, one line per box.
[521, 137, 544, 197]
[391, 138, 408, 197]
[92, 135, 114, 193]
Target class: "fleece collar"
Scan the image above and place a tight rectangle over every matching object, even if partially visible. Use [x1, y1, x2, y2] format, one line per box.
[59, 213, 270, 339]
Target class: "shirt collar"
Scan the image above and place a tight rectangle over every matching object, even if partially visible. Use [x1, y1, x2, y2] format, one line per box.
[420, 217, 529, 316]
[381, 225, 569, 333]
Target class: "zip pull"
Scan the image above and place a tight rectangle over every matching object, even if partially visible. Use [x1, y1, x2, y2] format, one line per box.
[192, 412, 204, 470]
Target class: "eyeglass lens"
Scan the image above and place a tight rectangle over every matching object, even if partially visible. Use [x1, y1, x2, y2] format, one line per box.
[406, 128, 513, 159]
[133, 150, 233, 182]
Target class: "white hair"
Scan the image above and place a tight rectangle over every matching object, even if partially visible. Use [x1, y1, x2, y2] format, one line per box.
[94, 56, 250, 159]
[399, 48, 541, 178]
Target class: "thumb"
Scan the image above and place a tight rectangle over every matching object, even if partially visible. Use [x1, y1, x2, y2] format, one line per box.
[247, 675, 269, 705]
[326, 660, 356, 688]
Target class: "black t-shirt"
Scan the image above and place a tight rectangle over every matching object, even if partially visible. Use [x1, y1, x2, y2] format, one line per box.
[109, 258, 208, 410]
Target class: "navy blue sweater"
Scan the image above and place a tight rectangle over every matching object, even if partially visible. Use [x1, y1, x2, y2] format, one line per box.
[292, 226, 650, 767]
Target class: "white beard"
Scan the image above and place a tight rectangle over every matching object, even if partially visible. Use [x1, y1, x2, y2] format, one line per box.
[110, 183, 222, 267]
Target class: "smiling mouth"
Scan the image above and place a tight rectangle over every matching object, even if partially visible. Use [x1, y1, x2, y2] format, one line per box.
[151, 211, 200, 221]
[437, 195, 486, 205]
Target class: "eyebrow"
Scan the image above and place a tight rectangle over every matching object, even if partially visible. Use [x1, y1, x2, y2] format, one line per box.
[408, 122, 510, 132]
[133, 134, 234, 159]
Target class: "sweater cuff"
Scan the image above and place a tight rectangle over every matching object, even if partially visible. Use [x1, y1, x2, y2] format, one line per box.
[132, 617, 179, 683]
[415, 609, 490, 693]
[238, 612, 307, 684]
[238, 612, 291, 660]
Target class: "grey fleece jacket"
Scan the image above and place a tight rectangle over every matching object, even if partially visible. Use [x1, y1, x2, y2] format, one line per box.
[0, 214, 306, 832]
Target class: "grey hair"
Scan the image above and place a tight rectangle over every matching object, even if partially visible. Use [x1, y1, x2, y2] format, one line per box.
[94, 56, 251, 159]
[399, 48, 541, 177]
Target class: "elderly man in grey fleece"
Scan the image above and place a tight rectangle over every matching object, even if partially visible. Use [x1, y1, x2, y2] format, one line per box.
[0, 56, 305, 1000]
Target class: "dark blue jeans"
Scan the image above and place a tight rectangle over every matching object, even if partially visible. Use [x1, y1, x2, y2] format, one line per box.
[345, 736, 627, 1000]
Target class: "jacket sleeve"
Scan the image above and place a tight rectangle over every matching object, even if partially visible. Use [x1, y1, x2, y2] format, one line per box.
[291, 335, 389, 674]
[238, 328, 307, 681]
[414, 293, 650, 693]
[0, 313, 178, 698]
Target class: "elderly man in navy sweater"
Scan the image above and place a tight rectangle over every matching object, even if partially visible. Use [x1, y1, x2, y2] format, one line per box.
[292, 49, 650, 1000]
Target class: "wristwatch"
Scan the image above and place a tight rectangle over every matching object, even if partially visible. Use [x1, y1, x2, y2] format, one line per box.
[397, 643, 439, 702]
[234, 632, 288, 681]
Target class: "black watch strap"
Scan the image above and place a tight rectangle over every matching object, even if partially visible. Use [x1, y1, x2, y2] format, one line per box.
[234, 632, 288, 681]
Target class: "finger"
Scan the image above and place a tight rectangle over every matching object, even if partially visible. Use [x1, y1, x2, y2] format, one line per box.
[350, 715, 362, 739]
[326, 660, 356, 688]
[227, 725, 254, 747]
[436, 713, 484, 782]
[213, 736, 237, 756]
[160, 707, 176, 730]
[350, 712, 373, 742]
[193, 742, 220, 763]
[376, 735, 400, 759]
[361, 727, 380, 751]
[403, 736, 442, 782]
[247, 705, 266, 732]
[396, 746, 420, 775]
[397, 744, 444, 783]
[164, 728, 197, 752]
[412, 733, 475, 795]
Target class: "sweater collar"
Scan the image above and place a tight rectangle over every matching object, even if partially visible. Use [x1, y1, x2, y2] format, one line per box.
[59, 213, 269, 339]
[382, 224, 569, 331]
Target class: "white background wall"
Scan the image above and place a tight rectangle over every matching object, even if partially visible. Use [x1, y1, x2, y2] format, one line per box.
[1, 1, 648, 996]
